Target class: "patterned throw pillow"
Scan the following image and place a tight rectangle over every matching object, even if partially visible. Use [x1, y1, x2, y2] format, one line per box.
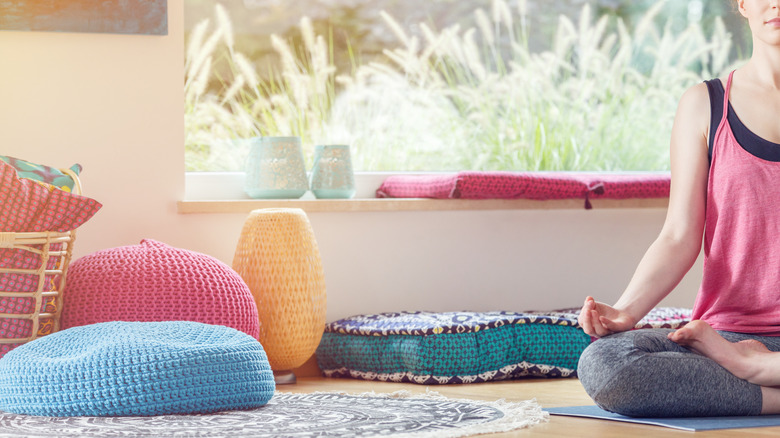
[0, 160, 101, 232]
[316, 308, 691, 384]
[0, 156, 82, 192]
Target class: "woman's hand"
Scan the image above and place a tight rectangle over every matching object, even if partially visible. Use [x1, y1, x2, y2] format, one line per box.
[578, 296, 637, 338]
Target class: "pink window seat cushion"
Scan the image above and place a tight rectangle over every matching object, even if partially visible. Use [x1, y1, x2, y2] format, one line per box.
[376, 172, 671, 208]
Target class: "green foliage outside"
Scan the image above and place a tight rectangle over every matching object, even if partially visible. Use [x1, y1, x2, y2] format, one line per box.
[184, 0, 746, 172]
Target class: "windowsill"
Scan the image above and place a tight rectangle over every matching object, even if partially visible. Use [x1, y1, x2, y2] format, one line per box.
[177, 197, 669, 214]
[178, 171, 669, 214]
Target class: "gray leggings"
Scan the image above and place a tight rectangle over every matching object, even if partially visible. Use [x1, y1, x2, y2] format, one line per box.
[577, 329, 780, 417]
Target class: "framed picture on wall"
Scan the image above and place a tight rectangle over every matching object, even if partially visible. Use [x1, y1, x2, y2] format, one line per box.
[0, 0, 168, 35]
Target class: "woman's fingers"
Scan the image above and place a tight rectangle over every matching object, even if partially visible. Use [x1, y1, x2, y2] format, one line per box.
[579, 297, 612, 337]
[579, 313, 594, 336]
[590, 309, 612, 337]
[579, 296, 627, 338]
[578, 297, 596, 335]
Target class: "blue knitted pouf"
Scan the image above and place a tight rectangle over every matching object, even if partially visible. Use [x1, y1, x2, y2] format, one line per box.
[0, 321, 276, 417]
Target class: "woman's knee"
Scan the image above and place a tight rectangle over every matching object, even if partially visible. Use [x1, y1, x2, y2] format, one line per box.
[577, 333, 629, 403]
[577, 329, 677, 416]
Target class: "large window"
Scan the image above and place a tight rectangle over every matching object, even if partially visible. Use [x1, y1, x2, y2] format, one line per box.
[184, 0, 748, 173]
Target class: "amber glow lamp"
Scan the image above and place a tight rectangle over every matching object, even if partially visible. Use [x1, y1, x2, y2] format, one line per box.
[233, 208, 327, 384]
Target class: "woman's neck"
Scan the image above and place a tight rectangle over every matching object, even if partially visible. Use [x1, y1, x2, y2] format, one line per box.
[744, 43, 780, 90]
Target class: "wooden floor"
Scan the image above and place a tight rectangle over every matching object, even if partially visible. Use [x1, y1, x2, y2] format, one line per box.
[277, 377, 780, 437]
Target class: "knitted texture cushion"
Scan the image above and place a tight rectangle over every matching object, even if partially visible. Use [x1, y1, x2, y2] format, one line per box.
[316, 308, 691, 385]
[376, 171, 671, 209]
[0, 321, 276, 416]
[61, 239, 259, 338]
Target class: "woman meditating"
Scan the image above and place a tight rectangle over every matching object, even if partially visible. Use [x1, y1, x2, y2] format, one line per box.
[577, 0, 780, 417]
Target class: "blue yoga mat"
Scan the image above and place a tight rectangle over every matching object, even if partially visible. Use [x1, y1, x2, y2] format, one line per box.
[545, 405, 780, 432]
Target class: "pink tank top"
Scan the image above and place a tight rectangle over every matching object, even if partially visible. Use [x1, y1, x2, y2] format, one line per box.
[692, 71, 780, 335]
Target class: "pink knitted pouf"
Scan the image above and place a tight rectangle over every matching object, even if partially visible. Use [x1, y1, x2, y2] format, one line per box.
[61, 239, 259, 338]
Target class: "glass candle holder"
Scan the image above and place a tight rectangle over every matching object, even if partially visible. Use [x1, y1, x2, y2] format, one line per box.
[310, 145, 356, 199]
[244, 137, 309, 199]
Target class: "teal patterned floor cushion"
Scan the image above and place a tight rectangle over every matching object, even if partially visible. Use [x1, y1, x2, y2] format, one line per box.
[316, 308, 691, 384]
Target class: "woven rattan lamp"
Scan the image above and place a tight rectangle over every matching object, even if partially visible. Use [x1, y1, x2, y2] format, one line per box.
[233, 208, 327, 384]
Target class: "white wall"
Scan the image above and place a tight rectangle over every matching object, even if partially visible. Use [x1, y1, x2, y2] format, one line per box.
[0, 1, 701, 321]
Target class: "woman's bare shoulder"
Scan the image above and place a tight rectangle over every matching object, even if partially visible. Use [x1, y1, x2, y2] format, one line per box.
[674, 82, 711, 133]
[679, 81, 710, 107]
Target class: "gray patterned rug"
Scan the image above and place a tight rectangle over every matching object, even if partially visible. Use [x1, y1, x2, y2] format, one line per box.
[0, 390, 548, 437]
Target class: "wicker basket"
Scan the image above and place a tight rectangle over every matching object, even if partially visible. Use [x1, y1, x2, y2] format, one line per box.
[0, 168, 81, 350]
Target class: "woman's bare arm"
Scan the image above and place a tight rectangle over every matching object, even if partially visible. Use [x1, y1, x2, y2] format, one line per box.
[580, 82, 711, 337]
